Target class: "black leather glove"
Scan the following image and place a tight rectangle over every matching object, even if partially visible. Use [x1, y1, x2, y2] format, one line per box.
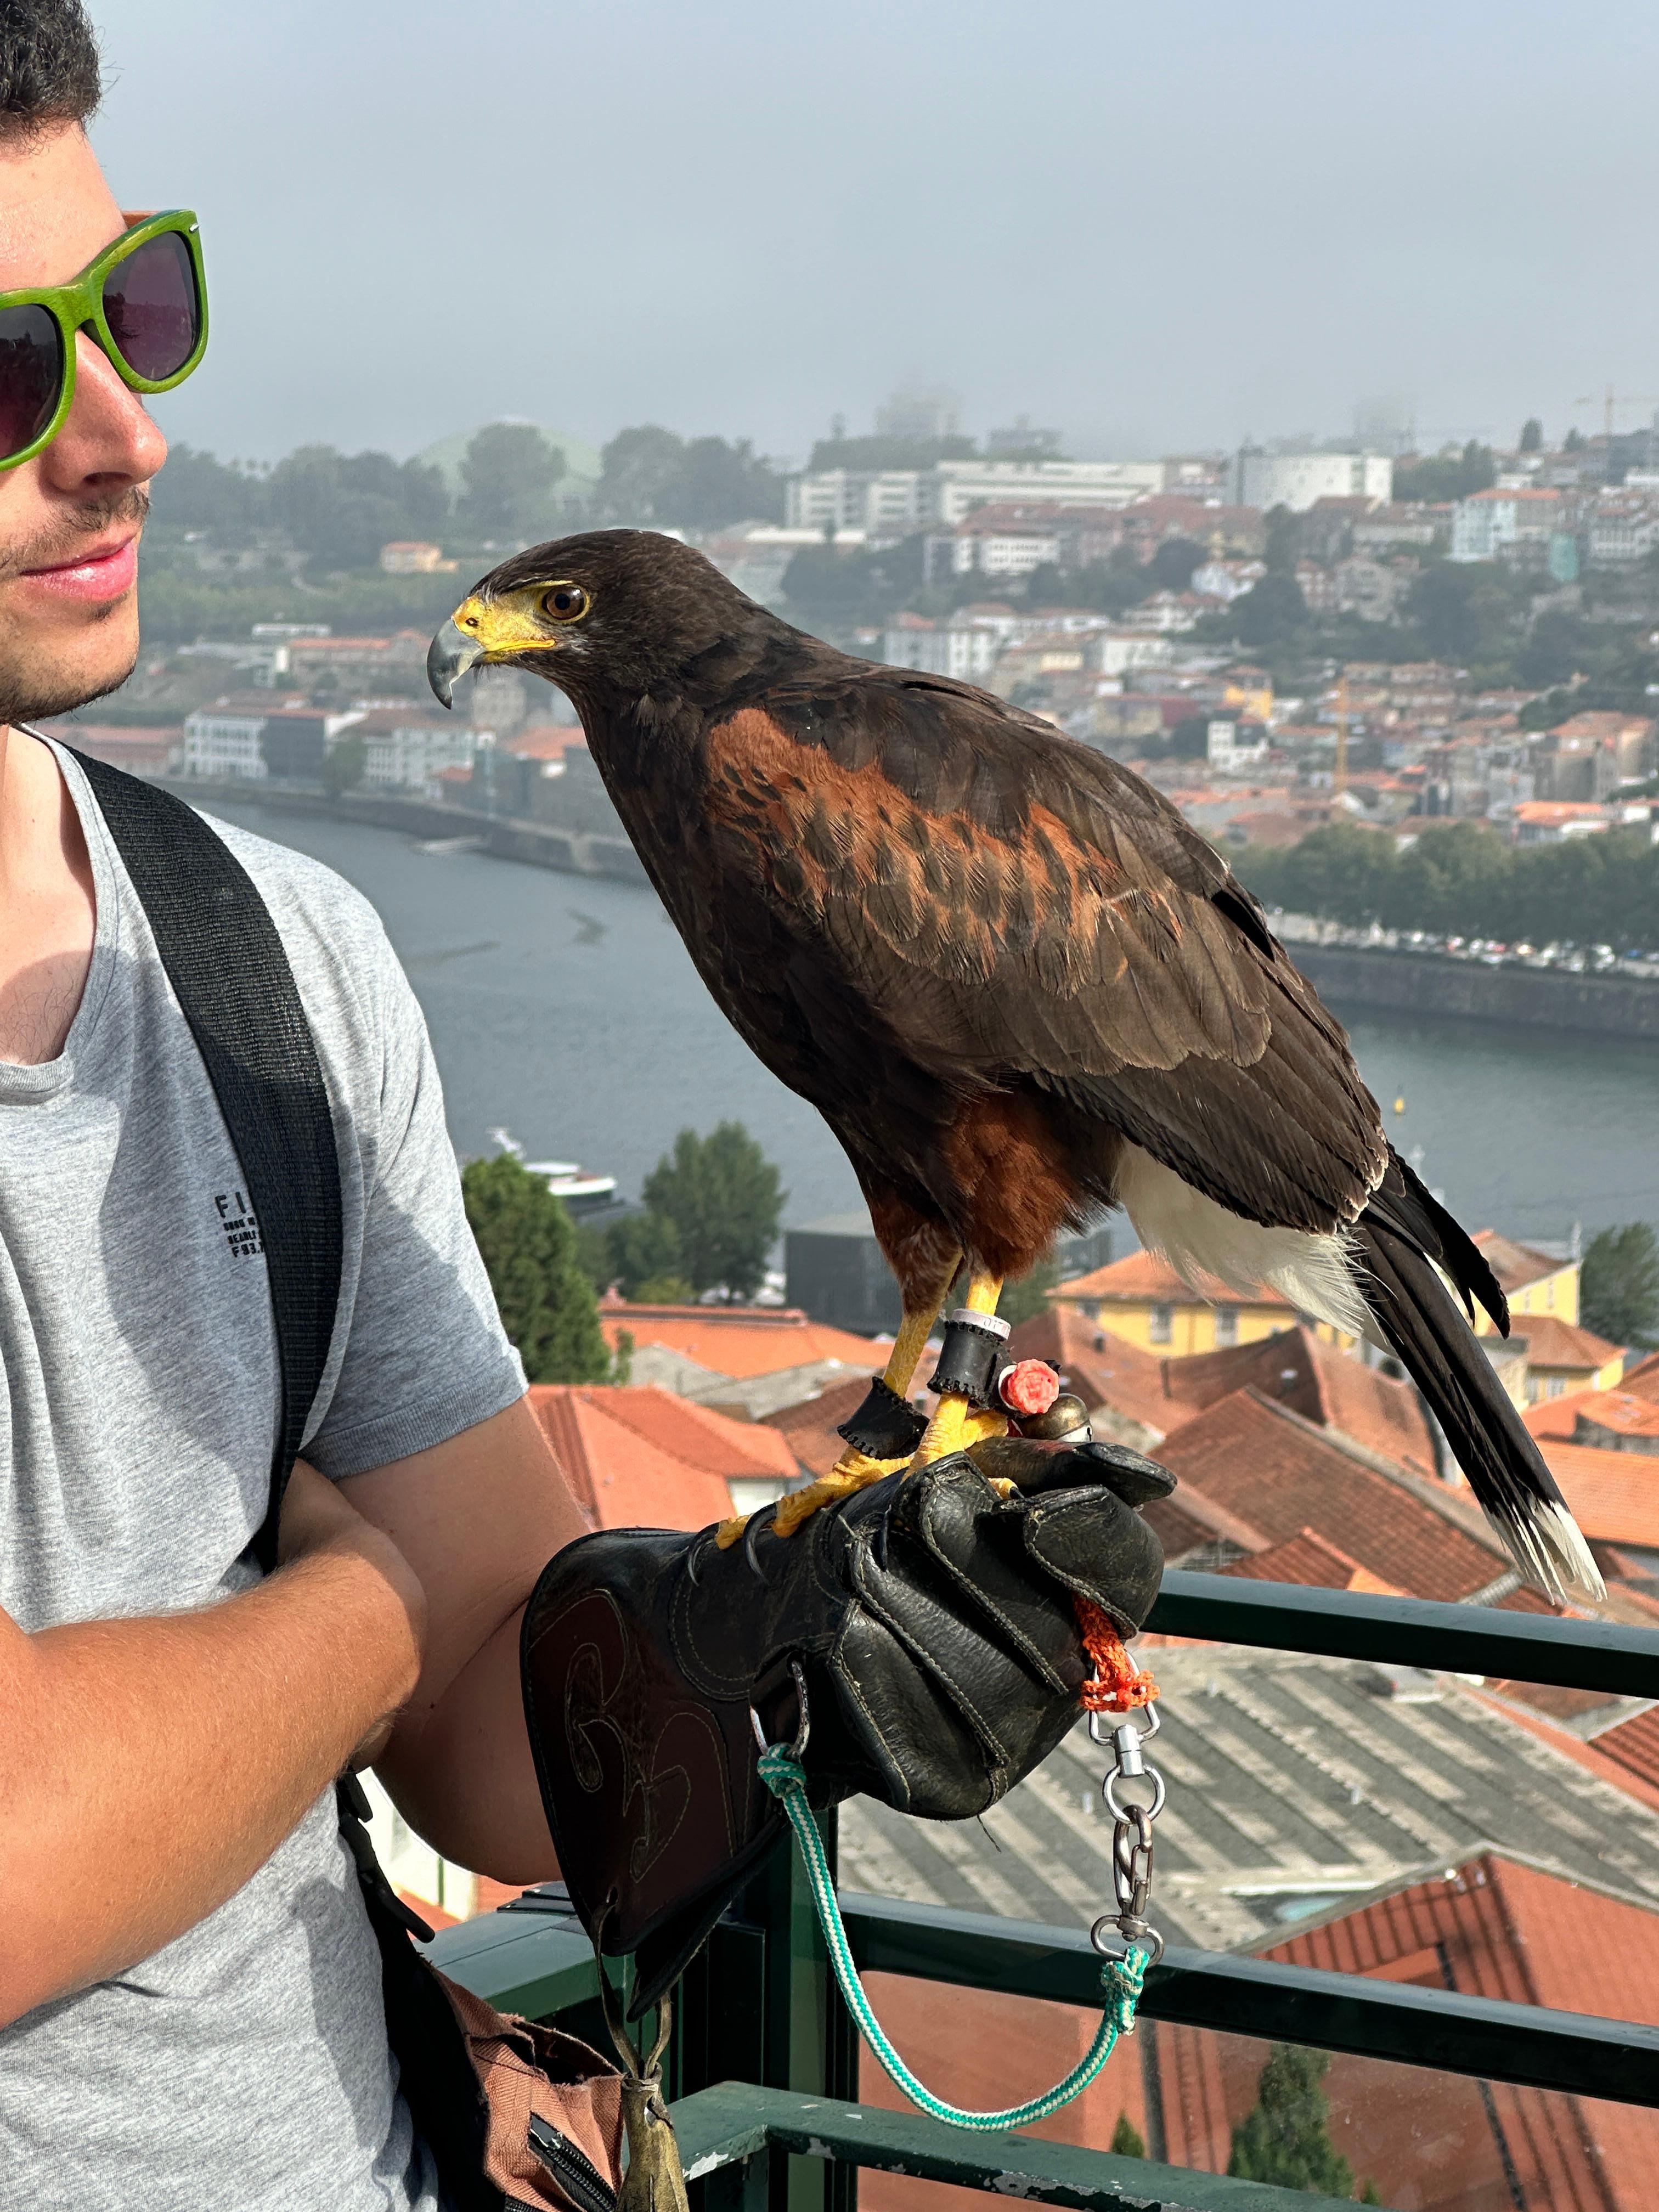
[520, 1437, 1171, 2012]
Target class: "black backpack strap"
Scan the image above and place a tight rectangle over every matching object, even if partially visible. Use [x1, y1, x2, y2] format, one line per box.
[66, 749, 435, 1949]
[66, 748, 343, 1571]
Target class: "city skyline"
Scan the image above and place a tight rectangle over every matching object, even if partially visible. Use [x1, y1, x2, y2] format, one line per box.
[94, 0, 1659, 468]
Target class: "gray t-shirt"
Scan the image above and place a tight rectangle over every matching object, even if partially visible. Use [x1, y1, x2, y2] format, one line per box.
[0, 741, 527, 2210]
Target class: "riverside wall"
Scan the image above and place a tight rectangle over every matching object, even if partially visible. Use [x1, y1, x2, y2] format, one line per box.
[158, 778, 650, 887]
[1290, 943, 1659, 1041]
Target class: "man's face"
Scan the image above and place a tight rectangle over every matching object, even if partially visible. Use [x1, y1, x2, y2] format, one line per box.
[0, 125, 167, 727]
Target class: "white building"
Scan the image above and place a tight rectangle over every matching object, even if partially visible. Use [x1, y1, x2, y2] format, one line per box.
[1450, 487, 1561, 563]
[1096, 631, 1175, 678]
[1206, 719, 1268, 771]
[879, 612, 999, 682]
[785, 470, 933, 534]
[353, 709, 489, 794]
[786, 458, 1166, 535]
[183, 699, 275, 779]
[1587, 493, 1659, 565]
[1229, 450, 1392, 514]
[929, 506, 1064, 579]
[929, 459, 1165, 524]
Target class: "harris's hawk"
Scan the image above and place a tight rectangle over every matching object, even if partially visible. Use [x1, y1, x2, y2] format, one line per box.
[430, 530, 1600, 1608]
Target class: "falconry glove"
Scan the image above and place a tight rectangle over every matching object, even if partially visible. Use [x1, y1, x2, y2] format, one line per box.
[520, 1437, 1172, 2013]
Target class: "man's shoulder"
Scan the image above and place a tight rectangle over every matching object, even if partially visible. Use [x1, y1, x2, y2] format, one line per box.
[195, 808, 383, 946]
[192, 811, 411, 1054]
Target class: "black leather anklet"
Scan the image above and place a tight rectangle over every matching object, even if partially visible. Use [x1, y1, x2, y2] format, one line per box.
[926, 1308, 1011, 1405]
[836, 1375, 929, 1459]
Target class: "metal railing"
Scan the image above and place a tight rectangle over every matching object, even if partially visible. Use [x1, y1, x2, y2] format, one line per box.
[430, 1571, 1659, 2212]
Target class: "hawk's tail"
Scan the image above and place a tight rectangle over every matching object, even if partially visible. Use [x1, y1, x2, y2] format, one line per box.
[1353, 1200, 1604, 1610]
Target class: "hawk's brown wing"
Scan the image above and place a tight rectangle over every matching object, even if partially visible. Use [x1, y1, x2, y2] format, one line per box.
[702, 665, 1387, 1235]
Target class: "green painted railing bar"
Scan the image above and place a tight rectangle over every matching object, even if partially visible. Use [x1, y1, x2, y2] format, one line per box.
[1148, 1568, 1659, 1694]
[670, 2083, 1368, 2212]
[426, 1896, 599, 2021]
[843, 1892, 1659, 2108]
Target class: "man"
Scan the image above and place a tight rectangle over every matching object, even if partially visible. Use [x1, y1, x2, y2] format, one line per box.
[0, 9, 589, 2205]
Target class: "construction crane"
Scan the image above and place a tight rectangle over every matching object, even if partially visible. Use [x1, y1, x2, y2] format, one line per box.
[1574, 385, 1658, 441]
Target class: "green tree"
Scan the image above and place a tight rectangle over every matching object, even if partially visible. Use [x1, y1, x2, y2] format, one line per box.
[1171, 713, 1212, 760]
[1520, 417, 1544, 453]
[1263, 504, 1300, 575]
[1565, 427, 1586, 454]
[597, 425, 784, 529]
[1393, 440, 1497, 503]
[1228, 2044, 1354, 2195]
[320, 732, 366, 799]
[1403, 560, 1521, 664]
[674, 435, 785, 528]
[150, 444, 268, 543]
[461, 1153, 613, 1382]
[607, 1210, 695, 1304]
[597, 425, 687, 522]
[1245, 819, 1659, 949]
[1150, 534, 1207, 591]
[782, 538, 926, 630]
[1017, 556, 1144, 617]
[457, 424, 566, 542]
[267, 444, 450, 569]
[1581, 1224, 1659, 1350]
[641, 1122, 785, 1301]
[1234, 571, 1307, 647]
[1109, 2114, 1146, 2158]
[1516, 608, 1590, 689]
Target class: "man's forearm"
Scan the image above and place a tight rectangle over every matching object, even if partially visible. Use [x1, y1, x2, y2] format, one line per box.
[0, 1548, 420, 2028]
[374, 1600, 556, 1883]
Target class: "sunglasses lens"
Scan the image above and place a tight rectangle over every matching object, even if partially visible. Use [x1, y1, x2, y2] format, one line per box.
[0, 303, 63, 460]
[102, 230, 200, 381]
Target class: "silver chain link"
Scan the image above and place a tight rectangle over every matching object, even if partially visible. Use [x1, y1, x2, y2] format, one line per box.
[1088, 1701, 1166, 1968]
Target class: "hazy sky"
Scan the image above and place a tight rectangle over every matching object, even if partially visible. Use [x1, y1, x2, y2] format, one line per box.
[91, 1, 1659, 470]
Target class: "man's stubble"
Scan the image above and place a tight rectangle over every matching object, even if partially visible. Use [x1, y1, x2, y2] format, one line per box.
[0, 483, 150, 727]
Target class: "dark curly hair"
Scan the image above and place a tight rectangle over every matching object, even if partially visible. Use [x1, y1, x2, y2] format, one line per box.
[0, 0, 100, 140]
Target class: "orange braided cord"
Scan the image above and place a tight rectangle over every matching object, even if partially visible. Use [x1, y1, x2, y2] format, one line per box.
[1074, 1595, 1158, 1714]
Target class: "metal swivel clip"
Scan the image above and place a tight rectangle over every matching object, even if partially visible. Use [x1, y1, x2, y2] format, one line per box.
[1088, 1700, 1166, 1970]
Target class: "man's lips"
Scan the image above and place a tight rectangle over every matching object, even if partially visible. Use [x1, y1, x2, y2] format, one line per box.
[19, 534, 139, 601]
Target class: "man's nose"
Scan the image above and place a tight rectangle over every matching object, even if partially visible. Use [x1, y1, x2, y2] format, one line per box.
[40, 328, 168, 493]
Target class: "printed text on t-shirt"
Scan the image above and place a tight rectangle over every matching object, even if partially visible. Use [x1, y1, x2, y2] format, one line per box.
[215, 1189, 263, 1258]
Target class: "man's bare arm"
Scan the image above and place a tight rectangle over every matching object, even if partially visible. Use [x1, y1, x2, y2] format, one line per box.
[347, 1393, 588, 1879]
[0, 1466, 424, 2029]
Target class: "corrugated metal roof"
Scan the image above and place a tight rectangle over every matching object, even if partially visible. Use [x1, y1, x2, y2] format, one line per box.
[839, 1643, 1659, 1955]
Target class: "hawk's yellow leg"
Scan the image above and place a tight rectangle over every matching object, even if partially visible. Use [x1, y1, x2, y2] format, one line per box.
[911, 1271, 1006, 1466]
[714, 1271, 965, 1549]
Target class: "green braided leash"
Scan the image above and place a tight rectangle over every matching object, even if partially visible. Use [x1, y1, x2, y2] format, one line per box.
[757, 1743, 1150, 2132]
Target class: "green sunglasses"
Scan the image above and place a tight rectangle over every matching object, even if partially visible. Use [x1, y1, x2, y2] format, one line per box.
[0, 209, 206, 471]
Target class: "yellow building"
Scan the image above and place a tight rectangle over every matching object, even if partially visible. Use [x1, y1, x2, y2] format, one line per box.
[1049, 1250, 1295, 1357]
[1465, 1232, 1623, 1404]
[1469, 1231, 1581, 1332]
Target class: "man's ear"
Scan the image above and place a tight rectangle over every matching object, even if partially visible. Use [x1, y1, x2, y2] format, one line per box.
[119, 208, 156, 225]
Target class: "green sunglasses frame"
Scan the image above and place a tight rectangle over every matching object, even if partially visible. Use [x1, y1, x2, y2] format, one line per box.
[0, 208, 207, 472]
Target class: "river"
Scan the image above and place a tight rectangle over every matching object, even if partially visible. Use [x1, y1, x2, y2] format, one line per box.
[205, 797, 1658, 1245]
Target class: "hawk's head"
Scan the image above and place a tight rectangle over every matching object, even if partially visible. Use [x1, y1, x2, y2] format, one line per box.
[427, 528, 754, 710]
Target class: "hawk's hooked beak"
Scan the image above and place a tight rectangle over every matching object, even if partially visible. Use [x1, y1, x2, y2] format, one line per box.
[428, 589, 562, 708]
[427, 618, 482, 709]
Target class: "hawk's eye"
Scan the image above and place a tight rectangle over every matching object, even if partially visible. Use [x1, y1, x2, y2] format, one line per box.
[543, 582, 589, 622]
